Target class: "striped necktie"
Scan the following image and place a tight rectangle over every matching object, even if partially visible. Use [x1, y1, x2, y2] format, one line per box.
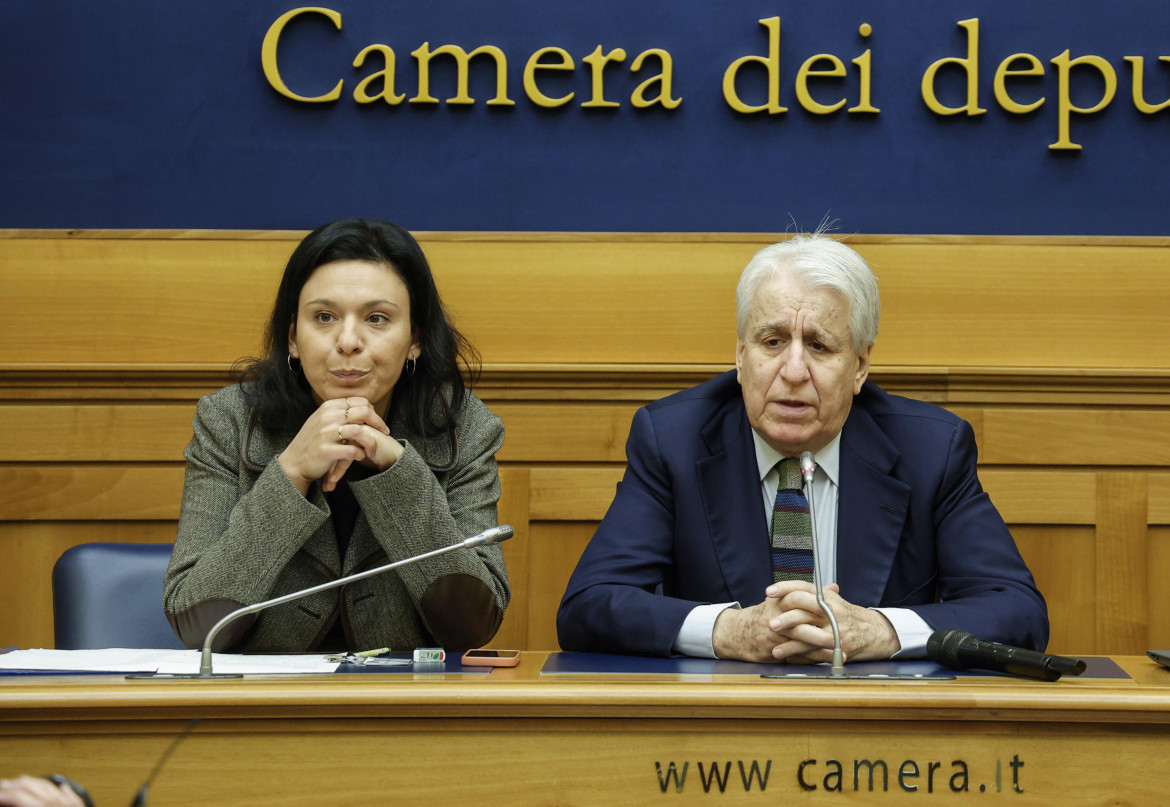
[770, 457, 815, 583]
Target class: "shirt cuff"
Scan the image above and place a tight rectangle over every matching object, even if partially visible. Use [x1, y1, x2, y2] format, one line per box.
[672, 602, 740, 658]
[872, 607, 933, 658]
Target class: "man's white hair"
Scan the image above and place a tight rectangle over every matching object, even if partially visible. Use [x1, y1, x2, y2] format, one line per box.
[735, 233, 880, 352]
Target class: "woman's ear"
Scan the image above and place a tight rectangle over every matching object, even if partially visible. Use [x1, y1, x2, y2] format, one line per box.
[287, 320, 299, 359]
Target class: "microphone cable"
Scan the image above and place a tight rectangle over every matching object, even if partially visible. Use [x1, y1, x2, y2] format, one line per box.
[130, 717, 202, 806]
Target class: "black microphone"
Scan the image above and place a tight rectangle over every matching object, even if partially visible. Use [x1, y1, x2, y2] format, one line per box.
[926, 629, 1086, 682]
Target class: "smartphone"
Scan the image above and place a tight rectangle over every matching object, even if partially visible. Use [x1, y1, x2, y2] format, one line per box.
[461, 649, 522, 667]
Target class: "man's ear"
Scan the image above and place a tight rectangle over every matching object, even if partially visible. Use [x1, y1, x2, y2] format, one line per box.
[734, 338, 745, 384]
[853, 344, 873, 394]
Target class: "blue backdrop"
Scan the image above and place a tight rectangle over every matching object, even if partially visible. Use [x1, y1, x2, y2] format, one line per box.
[2, 1, 1167, 233]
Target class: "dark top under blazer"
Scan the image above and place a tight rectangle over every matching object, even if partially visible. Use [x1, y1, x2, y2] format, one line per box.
[557, 371, 1048, 657]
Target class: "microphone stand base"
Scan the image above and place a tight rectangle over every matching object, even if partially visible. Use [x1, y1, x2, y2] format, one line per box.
[761, 672, 956, 680]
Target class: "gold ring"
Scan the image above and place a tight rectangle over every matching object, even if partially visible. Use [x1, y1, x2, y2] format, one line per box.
[338, 425, 345, 443]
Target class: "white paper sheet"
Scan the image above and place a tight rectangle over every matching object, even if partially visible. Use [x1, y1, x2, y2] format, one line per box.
[1, 648, 339, 675]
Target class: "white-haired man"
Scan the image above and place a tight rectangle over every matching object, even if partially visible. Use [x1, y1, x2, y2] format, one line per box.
[558, 234, 1047, 663]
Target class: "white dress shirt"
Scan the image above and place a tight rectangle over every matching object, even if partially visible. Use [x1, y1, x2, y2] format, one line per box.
[671, 430, 932, 659]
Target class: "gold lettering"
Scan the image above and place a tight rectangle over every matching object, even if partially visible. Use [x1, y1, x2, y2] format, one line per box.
[795, 54, 846, 114]
[411, 43, 514, 106]
[523, 47, 575, 108]
[581, 46, 627, 108]
[630, 49, 681, 109]
[1125, 56, 1170, 113]
[261, 7, 343, 103]
[353, 44, 405, 104]
[410, 43, 440, 104]
[723, 17, 787, 114]
[1049, 50, 1116, 150]
[849, 24, 879, 114]
[994, 53, 1045, 113]
[921, 18, 986, 116]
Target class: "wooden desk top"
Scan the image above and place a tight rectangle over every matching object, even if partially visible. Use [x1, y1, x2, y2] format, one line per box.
[2, 653, 1168, 725]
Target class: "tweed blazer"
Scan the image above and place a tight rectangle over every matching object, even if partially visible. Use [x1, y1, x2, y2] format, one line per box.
[164, 383, 509, 653]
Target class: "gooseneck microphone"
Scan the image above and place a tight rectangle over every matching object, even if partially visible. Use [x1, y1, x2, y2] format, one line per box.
[762, 454, 954, 680]
[197, 524, 514, 676]
[132, 525, 513, 678]
[926, 629, 1086, 681]
[801, 451, 846, 677]
[195, 524, 514, 676]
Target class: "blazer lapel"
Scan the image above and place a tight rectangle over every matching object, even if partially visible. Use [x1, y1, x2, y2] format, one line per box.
[836, 404, 911, 605]
[696, 399, 772, 601]
[242, 419, 341, 575]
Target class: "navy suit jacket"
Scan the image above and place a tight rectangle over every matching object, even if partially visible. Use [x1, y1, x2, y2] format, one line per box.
[557, 371, 1048, 657]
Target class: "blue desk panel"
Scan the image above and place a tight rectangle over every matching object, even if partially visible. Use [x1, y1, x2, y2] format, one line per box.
[540, 651, 1127, 679]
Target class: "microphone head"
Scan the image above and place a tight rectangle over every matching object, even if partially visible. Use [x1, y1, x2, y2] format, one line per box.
[799, 451, 816, 479]
[488, 525, 514, 544]
[466, 525, 514, 546]
[926, 628, 973, 667]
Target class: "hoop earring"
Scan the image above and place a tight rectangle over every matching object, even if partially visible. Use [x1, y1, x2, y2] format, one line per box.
[406, 357, 416, 376]
[287, 354, 301, 374]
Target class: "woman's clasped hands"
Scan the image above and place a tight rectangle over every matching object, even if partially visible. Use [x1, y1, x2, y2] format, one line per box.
[278, 396, 401, 495]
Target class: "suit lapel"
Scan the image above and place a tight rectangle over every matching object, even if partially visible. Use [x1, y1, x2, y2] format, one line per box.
[836, 403, 911, 605]
[696, 398, 772, 601]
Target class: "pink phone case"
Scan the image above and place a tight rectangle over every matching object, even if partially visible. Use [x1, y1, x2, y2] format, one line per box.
[461, 650, 522, 667]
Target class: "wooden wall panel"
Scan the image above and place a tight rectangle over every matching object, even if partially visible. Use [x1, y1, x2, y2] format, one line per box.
[0, 236, 287, 365]
[1149, 527, 1170, 650]
[5, 232, 1170, 370]
[523, 522, 595, 651]
[0, 405, 192, 462]
[980, 470, 1096, 525]
[488, 466, 531, 651]
[0, 464, 184, 521]
[867, 241, 1170, 369]
[1095, 474, 1150, 654]
[0, 522, 176, 650]
[1148, 474, 1170, 525]
[981, 410, 1170, 466]
[1012, 526, 1096, 656]
[492, 403, 635, 463]
[425, 239, 748, 366]
[529, 467, 623, 521]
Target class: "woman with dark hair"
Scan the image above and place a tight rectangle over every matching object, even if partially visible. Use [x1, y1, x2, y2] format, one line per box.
[164, 219, 509, 653]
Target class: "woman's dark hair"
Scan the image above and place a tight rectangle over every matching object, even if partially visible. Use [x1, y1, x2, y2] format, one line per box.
[237, 219, 479, 440]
